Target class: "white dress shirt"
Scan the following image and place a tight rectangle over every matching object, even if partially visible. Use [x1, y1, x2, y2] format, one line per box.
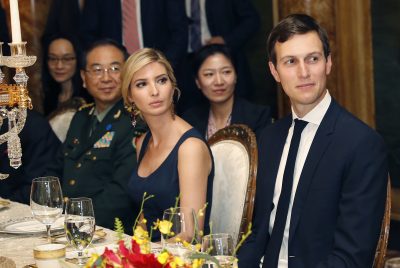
[266, 91, 332, 267]
[185, 0, 212, 52]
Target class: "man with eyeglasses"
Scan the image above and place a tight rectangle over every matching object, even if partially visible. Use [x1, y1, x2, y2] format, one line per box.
[47, 39, 143, 232]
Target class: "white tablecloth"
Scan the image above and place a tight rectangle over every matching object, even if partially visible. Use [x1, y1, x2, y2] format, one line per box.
[0, 199, 123, 267]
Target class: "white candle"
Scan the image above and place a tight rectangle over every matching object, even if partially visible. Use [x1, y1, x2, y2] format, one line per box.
[10, 0, 22, 43]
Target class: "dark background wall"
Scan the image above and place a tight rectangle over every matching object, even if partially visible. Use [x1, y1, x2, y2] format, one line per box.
[372, 0, 400, 187]
[247, 0, 277, 119]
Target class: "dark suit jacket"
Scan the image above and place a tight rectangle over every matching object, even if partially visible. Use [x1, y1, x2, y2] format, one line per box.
[80, 0, 188, 67]
[182, 97, 271, 139]
[205, 0, 260, 52]
[238, 99, 388, 268]
[0, 110, 60, 204]
[177, 0, 261, 112]
[42, 0, 82, 43]
[206, 0, 260, 98]
[47, 100, 138, 232]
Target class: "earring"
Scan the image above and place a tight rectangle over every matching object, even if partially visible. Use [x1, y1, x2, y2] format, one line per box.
[130, 102, 138, 127]
[171, 102, 175, 120]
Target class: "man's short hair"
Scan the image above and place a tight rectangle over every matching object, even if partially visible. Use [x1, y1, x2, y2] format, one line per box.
[80, 39, 129, 70]
[267, 14, 330, 65]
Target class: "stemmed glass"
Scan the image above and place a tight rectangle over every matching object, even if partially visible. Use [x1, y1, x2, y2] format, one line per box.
[161, 207, 196, 259]
[64, 197, 95, 266]
[201, 233, 236, 268]
[30, 176, 64, 243]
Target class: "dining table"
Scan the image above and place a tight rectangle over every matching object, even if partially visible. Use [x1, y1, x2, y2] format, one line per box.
[0, 197, 134, 268]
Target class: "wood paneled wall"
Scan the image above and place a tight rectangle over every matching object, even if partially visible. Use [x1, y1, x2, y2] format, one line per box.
[272, 0, 375, 127]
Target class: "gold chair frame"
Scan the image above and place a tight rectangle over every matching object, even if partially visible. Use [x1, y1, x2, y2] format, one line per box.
[373, 179, 391, 268]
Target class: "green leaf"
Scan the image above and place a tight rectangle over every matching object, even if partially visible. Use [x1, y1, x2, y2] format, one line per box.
[187, 252, 222, 268]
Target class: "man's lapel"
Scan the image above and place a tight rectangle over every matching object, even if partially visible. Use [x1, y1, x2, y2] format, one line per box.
[289, 100, 342, 243]
[256, 116, 292, 250]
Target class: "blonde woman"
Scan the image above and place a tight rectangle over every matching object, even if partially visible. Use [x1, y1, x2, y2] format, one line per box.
[122, 48, 213, 241]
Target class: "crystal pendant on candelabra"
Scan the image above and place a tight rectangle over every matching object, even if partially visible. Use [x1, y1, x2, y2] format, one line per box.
[0, 41, 5, 84]
[0, 68, 5, 84]
[7, 109, 22, 169]
[13, 68, 29, 86]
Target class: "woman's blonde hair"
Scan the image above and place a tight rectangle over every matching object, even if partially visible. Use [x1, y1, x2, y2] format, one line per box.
[121, 48, 178, 108]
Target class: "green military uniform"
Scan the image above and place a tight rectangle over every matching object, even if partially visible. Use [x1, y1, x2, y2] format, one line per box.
[48, 99, 139, 232]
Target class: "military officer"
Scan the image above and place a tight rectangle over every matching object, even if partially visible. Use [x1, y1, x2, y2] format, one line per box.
[47, 39, 140, 231]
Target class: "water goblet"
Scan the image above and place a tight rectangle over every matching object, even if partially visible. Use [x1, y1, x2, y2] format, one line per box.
[201, 233, 236, 268]
[30, 176, 64, 243]
[161, 207, 197, 259]
[64, 197, 95, 266]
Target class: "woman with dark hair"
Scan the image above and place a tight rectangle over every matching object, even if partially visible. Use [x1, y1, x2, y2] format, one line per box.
[42, 34, 91, 141]
[182, 44, 272, 139]
[42, 34, 87, 114]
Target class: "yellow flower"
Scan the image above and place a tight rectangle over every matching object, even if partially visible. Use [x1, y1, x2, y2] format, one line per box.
[182, 240, 192, 250]
[158, 220, 173, 235]
[192, 259, 204, 268]
[157, 251, 170, 264]
[169, 256, 184, 268]
[133, 226, 149, 245]
[84, 253, 99, 267]
[194, 243, 201, 251]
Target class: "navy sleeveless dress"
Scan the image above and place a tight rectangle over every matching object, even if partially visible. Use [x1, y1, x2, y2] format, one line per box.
[128, 128, 214, 241]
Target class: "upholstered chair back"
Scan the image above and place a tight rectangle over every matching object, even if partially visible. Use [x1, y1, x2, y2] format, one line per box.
[208, 124, 258, 246]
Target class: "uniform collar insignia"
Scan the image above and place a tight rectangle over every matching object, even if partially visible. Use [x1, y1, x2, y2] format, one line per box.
[114, 109, 121, 119]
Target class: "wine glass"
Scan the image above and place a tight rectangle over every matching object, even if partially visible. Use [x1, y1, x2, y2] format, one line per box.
[161, 207, 196, 259]
[201, 233, 236, 268]
[385, 257, 400, 268]
[30, 176, 64, 243]
[64, 197, 95, 266]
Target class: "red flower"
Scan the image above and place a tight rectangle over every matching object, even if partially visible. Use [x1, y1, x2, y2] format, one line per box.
[102, 247, 122, 265]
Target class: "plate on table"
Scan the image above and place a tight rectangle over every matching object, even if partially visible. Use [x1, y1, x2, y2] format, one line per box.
[54, 229, 107, 245]
[0, 200, 10, 210]
[0, 216, 64, 234]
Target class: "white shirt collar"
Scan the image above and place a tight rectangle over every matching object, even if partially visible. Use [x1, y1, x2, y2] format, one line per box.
[292, 90, 332, 126]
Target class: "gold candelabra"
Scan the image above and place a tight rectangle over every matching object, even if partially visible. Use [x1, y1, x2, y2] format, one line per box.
[0, 41, 36, 180]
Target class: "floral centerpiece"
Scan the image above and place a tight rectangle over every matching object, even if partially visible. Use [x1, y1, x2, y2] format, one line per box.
[85, 193, 251, 268]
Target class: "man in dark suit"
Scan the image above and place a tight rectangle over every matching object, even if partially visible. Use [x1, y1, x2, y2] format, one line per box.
[47, 39, 140, 232]
[0, 111, 60, 204]
[237, 14, 388, 267]
[80, 0, 187, 68]
[42, 0, 84, 44]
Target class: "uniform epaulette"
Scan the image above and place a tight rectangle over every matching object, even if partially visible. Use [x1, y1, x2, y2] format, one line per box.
[78, 103, 95, 111]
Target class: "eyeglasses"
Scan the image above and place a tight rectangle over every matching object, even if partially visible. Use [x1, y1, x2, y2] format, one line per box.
[48, 56, 76, 65]
[85, 65, 121, 78]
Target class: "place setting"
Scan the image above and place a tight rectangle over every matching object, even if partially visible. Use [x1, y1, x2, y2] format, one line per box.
[6, 176, 105, 268]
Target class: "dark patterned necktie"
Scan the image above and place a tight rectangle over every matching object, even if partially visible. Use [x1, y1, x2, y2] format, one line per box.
[190, 0, 202, 51]
[263, 119, 308, 267]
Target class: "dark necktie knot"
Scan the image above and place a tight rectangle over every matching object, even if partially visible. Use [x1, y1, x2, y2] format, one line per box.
[293, 119, 308, 133]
